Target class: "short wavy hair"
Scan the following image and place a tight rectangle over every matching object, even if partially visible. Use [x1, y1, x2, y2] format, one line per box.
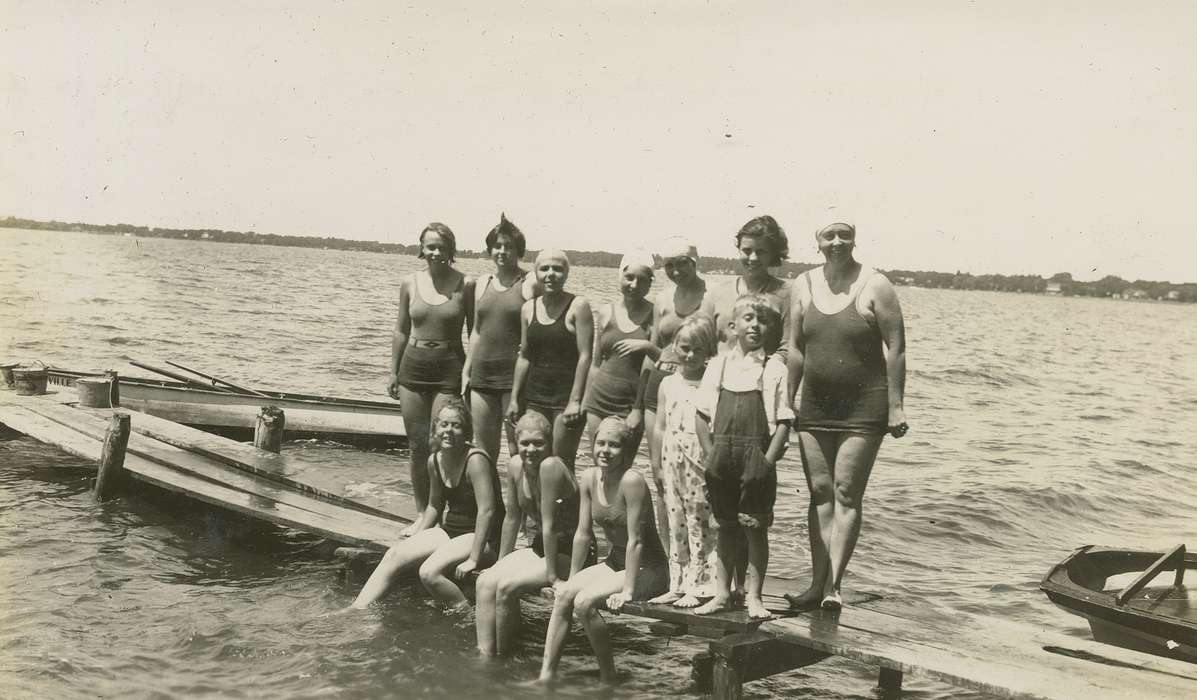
[485, 213, 526, 258]
[419, 222, 457, 263]
[432, 396, 473, 449]
[673, 312, 718, 359]
[735, 215, 789, 263]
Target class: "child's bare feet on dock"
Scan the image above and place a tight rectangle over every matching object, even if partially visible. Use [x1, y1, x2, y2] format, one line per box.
[648, 591, 681, 605]
[693, 596, 731, 615]
[672, 594, 701, 608]
[745, 595, 772, 620]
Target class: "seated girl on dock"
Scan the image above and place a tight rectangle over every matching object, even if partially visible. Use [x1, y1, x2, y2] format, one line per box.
[537, 416, 668, 685]
[647, 313, 720, 608]
[352, 398, 504, 610]
[475, 412, 587, 657]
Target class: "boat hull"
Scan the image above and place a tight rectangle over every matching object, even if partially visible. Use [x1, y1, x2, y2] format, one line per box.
[47, 369, 405, 446]
[1041, 545, 1197, 663]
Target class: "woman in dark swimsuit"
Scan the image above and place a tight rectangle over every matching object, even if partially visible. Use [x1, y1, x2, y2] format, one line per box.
[711, 216, 792, 355]
[352, 399, 503, 609]
[463, 214, 537, 462]
[475, 412, 583, 657]
[388, 223, 474, 533]
[506, 249, 593, 468]
[537, 417, 668, 685]
[784, 223, 907, 611]
[582, 250, 655, 449]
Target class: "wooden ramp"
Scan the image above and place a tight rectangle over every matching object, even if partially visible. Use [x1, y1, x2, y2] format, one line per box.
[691, 595, 1197, 699]
[0, 391, 412, 550]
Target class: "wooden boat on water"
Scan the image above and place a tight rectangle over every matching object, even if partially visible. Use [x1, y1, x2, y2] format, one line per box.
[46, 367, 405, 446]
[1041, 544, 1196, 662]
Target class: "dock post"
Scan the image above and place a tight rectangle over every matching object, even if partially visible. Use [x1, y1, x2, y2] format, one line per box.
[105, 370, 120, 406]
[94, 412, 131, 501]
[878, 666, 904, 698]
[708, 630, 830, 700]
[254, 406, 285, 453]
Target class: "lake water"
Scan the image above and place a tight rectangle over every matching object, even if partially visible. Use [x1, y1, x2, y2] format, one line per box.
[1, 228, 1195, 698]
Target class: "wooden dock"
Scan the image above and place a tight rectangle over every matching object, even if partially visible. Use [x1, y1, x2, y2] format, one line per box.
[0, 389, 413, 550]
[4, 388, 1195, 698]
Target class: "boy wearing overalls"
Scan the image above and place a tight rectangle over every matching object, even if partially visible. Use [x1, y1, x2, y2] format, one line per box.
[693, 294, 793, 619]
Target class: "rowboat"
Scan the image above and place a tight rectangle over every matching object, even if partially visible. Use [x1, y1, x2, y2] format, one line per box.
[46, 367, 405, 446]
[1040, 544, 1196, 662]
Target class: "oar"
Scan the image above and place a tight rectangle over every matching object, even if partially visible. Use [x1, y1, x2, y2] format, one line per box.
[164, 360, 271, 398]
[130, 360, 236, 393]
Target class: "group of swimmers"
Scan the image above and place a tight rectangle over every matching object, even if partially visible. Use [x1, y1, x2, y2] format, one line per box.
[352, 214, 908, 685]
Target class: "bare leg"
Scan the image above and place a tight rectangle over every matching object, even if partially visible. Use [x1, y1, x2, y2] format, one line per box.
[491, 549, 558, 656]
[538, 564, 615, 683]
[351, 528, 448, 608]
[826, 433, 883, 596]
[785, 431, 837, 608]
[475, 568, 500, 656]
[744, 527, 771, 619]
[397, 385, 435, 517]
[694, 525, 737, 615]
[417, 533, 480, 610]
[470, 390, 507, 465]
[585, 412, 603, 450]
[573, 570, 626, 685]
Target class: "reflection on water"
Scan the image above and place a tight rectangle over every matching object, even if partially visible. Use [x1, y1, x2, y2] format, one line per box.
[2, 229, 1196, 698]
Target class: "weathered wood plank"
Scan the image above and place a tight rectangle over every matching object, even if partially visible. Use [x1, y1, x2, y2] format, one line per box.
[16, 396, 417, 523]
[762, 605, 1197, 700]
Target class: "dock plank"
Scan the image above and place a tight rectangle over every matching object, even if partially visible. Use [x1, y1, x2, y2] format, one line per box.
[0, 403, 401, 549]
[14, 394, 417, 523]
[760, 605, 1197, 699]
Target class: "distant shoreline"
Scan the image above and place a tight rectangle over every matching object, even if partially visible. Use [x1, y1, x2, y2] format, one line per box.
[4, 216, 1194, 302]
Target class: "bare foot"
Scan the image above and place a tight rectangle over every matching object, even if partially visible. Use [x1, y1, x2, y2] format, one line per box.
[783, 587, 824, 611]
[397, 522, 418, 539]
[693, 596, 731, 616]
[648, 591, 681, 605]
[673, 594, 701, 609]
[746, 595, 772, 620]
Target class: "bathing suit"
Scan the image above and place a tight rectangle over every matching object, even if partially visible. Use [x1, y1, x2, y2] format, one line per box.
[435, 448, 505, 545]
[587, 469, 668, 599]
[703, 355, 776, 529]
[398, 273, 467, 393]
[582, 306, 652, 419]
[517, 460, 585, 560]
[523, 294, 579, 412]
[798, 270, 888, 434]
[469, 272, 528, 393]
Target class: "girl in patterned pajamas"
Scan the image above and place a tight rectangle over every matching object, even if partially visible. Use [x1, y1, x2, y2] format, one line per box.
[647, 313, 720, 607]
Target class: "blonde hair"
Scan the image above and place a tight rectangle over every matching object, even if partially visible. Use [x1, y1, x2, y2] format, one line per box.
[514, 411, 552, 441]
[672, 312, 717, 359]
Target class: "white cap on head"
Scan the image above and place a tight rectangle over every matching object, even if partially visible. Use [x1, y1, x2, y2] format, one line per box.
[619, 249, 655, 275]
[659, 236, 698, 264]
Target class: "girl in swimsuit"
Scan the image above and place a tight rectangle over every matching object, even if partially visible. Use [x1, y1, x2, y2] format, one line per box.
[388, 223, 474, 533]
[474, 412, 583, 657]
[784, 223, 908, 611]
[582, 250, 655, 450]
[506, 249, 593, 468]
[711, 216, 792, 356]
[537, 416, 668, 686]
[352, 399, 503, 610]
[463, 214, 537, 463]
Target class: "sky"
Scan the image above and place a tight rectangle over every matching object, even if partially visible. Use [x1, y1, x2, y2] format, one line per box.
[2, 1, 1196, 283]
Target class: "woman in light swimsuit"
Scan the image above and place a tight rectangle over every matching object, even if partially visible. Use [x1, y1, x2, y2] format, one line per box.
[784, 223, 907, 611]
[474, 412, 586, 657]
[462, 214, 537, 463]
[388, 223, 474, 531]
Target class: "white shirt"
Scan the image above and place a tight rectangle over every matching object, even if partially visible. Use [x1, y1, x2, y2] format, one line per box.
[694, 345, 794, 427]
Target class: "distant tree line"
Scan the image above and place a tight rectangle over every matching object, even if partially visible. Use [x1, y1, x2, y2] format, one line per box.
[3, 215, 1193, 302]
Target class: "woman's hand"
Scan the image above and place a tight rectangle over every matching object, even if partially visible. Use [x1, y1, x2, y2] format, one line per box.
[625, 408, 643, 434]
[606, 591, 631, 612]
[888, 406, 909, 438]
[611, 338, 654, 357]
[505, 399, 521, 425]
[387, 373, 400, 400]
[563, 399, 584, 426]
[455, 558, 478, 580]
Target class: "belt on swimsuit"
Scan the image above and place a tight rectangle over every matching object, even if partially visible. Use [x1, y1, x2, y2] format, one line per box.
[655, 361, 680, 372]
[408, 338, 460, 349]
